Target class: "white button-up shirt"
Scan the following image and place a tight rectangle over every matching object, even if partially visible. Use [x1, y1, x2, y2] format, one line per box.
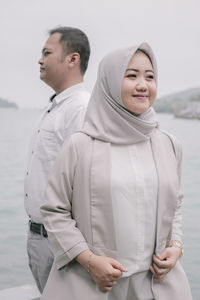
[111, 140, 158, 277]
[24, 83, 90, 223]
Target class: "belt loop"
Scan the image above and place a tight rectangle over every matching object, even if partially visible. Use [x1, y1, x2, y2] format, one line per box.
[41, 224, 44, 237]
[42, 225, 48, 238]
[40, 223, 43, 236]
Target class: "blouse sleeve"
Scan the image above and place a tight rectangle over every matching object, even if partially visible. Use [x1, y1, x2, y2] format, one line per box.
[40, 135, 89, 270]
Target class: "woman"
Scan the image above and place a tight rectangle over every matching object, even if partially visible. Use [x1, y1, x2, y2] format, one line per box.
[41, 43, 193, 300]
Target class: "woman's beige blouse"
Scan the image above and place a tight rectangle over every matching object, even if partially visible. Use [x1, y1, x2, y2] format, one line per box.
[111, 140, 158, 277]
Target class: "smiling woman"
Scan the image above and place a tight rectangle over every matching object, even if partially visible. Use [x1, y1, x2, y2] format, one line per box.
[40, 43, 193, 300]
[121, 50, 157, 115]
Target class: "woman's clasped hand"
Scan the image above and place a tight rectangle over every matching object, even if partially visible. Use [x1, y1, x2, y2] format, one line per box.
[150, 246, 183, 281]
[77, 250, 128, 292]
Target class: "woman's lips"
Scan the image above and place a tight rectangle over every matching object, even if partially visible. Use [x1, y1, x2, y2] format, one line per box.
[133, 95, 148, 100]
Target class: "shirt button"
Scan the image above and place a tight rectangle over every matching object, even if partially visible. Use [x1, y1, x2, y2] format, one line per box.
[26, 171, 29, 175]
[38, 130, 40, 133]
[32, 151, 34, 154]
[26, 193, 28, 197]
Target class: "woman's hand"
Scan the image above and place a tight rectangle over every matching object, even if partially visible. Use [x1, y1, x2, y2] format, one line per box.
[76, 250, 128, 292]
[89, 254, 127, 292]
[149, 246, 182, 281]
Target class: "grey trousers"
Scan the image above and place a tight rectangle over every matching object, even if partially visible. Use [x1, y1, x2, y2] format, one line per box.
[27, 229, 54, 293]
[42, 260, 154, 300]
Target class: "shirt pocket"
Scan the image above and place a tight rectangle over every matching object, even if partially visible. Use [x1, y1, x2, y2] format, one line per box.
[35, 129, 60, 163]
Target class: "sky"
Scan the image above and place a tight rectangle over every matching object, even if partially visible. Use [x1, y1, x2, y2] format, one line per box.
[0, 0, 200, 108]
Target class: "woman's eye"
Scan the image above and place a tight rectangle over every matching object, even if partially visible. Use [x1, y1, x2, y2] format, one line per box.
[127, 74, 136, 78]
[146, 75, 154, 80]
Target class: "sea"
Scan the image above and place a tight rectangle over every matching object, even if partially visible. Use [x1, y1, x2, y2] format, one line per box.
[0, 109, 199, 299]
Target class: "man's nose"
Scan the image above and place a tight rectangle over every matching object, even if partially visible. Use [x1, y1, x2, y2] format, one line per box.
[38, 56, 43, 65]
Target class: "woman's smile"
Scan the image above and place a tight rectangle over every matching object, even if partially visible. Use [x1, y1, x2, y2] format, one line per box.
[133, 94, 148, 100]
[121, 51, 156, 114]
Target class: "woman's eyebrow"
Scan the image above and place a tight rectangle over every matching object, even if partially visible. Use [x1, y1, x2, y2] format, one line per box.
[126, 68, 154, 73]
[126, 68, 139, 72]
[145, 70, 154, 73]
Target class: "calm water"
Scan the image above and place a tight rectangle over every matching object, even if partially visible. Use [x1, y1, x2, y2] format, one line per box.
[0, 109, 199, 299]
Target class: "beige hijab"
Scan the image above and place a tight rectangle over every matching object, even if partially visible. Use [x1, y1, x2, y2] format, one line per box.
[82, 43, 158, 144]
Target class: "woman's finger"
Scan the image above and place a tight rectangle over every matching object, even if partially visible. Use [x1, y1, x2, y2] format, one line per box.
[154, 274, 166, 281]
[153, 255, 174, 271]
[111, 259, 128, 273]
[153, 263, 168, 275]
[102, 286, 113, 292]
[149, 265, 156, 275]
[106, 281, 116, 287]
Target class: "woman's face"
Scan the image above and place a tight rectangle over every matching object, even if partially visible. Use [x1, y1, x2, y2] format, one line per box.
[121, 51, 157, 115]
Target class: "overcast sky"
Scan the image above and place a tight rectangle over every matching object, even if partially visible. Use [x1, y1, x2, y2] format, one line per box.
[0, 0, 200, 108]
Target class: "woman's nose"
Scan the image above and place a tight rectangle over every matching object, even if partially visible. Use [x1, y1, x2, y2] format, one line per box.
[136, 79, 147, 91]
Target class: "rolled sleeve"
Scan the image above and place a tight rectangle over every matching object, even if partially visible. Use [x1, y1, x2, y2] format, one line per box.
[55, 241, 89, 270]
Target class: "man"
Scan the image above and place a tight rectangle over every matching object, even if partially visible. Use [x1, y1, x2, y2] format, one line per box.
[24, 26, 90, 293]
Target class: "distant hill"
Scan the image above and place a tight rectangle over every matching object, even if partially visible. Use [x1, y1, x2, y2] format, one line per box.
[0, 98, 18, 109]
[153, 87, 200, 115]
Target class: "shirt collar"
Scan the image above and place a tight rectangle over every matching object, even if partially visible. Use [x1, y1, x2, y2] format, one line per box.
[49, 83, 86, 106]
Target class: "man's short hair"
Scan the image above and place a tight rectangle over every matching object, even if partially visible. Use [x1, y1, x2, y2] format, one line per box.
[49, 26, 90, 74]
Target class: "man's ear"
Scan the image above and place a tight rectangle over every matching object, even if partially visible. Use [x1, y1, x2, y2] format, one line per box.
[67, 52, 80, 67]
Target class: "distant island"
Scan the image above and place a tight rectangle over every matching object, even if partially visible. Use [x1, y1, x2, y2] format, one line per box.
[0, 98, 18, 109]
[153, 87, 200, 119]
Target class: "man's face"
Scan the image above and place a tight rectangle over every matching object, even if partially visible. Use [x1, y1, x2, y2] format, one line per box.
[38, 33, 67, 88]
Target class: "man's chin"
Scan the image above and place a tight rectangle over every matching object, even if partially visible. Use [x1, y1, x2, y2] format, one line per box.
[40, 74, 46, 81]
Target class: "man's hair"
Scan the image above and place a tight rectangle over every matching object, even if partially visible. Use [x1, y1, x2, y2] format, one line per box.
[49, 26, 90, 74]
